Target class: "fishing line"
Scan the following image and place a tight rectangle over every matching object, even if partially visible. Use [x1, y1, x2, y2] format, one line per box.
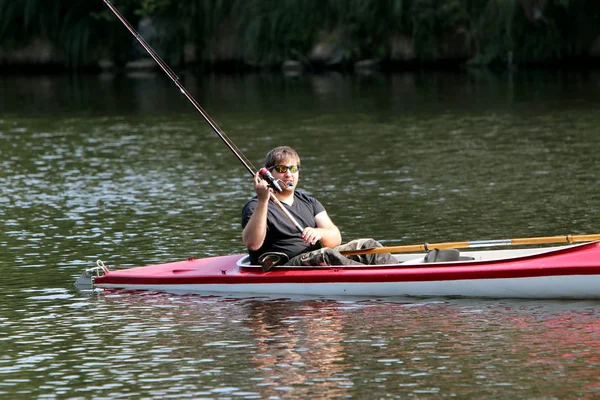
[103, 0, 257, 176]
[104, 0, 307, 234]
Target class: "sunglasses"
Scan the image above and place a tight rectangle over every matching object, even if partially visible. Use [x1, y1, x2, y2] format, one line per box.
[269, 165, 300, 173]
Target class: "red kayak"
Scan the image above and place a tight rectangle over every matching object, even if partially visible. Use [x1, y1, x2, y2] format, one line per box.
[85, 241, 600, 299]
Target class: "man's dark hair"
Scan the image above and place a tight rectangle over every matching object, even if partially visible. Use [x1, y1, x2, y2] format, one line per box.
[264, 146, 301, 168]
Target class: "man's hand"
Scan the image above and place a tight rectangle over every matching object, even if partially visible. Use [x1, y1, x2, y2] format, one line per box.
[301, 227, 324, 245]
[253, 171, 272, 201]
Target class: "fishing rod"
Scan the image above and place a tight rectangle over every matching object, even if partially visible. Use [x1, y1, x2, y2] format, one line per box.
[103, 0, 303, 232]
[103, 0, 255, 175]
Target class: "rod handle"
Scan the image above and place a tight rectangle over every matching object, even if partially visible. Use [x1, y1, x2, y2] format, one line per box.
[259, 168, 283, 193]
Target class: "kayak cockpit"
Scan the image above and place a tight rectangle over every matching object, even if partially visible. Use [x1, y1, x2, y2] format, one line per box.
[236, 244, 586, 271]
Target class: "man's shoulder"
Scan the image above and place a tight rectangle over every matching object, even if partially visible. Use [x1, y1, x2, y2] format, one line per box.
[244, 195, 259, 203]
[294, 190, 318, 202]
[294, 191, 325, 212]
[242, 196, 259, 211]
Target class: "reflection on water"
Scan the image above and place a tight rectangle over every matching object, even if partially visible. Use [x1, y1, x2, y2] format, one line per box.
[0, 290, 598, 399]
[4, 70, 600, 117]
[1, 71, 600, 398]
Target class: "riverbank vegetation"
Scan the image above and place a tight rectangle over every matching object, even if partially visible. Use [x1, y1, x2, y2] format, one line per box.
[1, 0, 599, 71]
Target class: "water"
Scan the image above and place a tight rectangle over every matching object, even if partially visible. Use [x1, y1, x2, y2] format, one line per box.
[1, 70, 599, 398]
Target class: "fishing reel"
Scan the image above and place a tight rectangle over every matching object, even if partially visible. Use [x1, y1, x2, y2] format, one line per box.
[259, 168, 291, 193]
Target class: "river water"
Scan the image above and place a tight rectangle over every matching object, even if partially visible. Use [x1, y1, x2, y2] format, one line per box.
[1, 70, 599, 398]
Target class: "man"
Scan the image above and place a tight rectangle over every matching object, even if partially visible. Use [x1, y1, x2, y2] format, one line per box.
[242, 146, 397, 268]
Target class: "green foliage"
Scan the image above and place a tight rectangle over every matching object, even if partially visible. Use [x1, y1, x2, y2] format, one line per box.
[464, 0, 520, 66]
[328, 0, 407, 59]
[1, 0, 600, 68]
[230, 0, 322, 64]
[136, 0, 171, 15]
[0, 0, 105, 66]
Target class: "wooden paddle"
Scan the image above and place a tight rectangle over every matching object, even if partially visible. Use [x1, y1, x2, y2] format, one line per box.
[340, 234, 600, 256]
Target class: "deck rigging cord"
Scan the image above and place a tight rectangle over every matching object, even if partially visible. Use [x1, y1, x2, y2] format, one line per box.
[103, 0, 304, 233]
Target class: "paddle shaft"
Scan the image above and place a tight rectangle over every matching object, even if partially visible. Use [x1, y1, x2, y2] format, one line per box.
[340, 234, 600, 256]
[104, 0, 305, 233]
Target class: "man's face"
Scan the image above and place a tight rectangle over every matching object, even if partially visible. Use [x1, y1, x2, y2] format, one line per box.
[270, 157, 300, 191]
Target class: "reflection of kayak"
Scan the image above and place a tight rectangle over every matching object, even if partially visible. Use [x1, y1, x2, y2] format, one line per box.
[88, 242, 600, 299]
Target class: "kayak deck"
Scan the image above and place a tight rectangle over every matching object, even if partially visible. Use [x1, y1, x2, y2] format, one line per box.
[89, 242, 600, 299]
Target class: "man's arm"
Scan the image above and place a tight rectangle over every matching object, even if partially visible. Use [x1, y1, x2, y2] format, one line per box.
[242, 172, 272, 251]
[301, 211, 342, 248]
[242, 197, 269, 250]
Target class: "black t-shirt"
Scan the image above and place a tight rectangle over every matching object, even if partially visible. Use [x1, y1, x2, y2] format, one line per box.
[241, 191, 326, 264]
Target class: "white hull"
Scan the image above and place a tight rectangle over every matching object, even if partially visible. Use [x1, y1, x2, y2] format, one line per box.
[97, 274, 600, 299]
